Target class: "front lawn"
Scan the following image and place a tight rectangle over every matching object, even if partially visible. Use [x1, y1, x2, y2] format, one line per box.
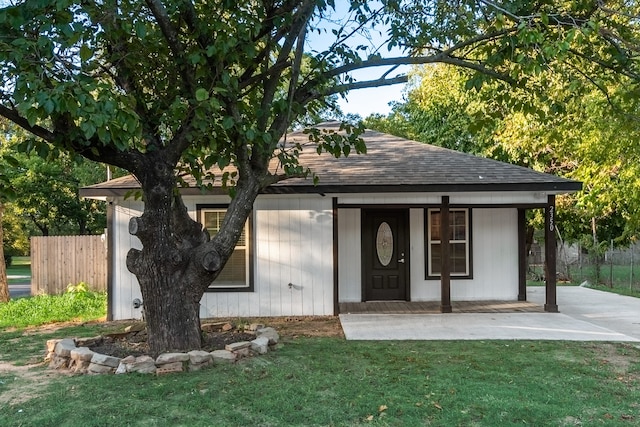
[1, 324, 638, 426]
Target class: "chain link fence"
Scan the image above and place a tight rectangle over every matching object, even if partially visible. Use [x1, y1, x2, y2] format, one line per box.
[528, 241, 640, 291]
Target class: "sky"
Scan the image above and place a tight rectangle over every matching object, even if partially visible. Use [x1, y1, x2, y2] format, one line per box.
[308, 1, 412, 119]
[337, 83, 407, 117]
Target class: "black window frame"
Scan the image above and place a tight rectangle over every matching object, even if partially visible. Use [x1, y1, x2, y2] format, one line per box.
[425, 207, 473, 280]
[197, 204, 254, 292]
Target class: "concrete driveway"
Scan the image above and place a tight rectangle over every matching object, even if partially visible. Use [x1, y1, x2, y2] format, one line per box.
[7, 273, 31, 299]
[339, 286, 640, 342]
[8, 282, 31, 299]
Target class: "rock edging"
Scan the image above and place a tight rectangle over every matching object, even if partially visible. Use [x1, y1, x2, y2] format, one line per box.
[45, 326, 280, 376]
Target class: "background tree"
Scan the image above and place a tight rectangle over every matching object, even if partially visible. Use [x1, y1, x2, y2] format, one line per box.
[0, 1, 637, 353]
[0, 120, 18, 302]
[1, 203, 30, 258]
[365, 65, 492, 154]
[2, 152, 108, 236]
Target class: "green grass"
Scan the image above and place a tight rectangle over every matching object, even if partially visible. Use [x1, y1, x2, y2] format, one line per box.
[7, 256, 30, 267]
[0, 291, 106, 329]
[0, 335, 638, 426]
[585, 283, 640, 298]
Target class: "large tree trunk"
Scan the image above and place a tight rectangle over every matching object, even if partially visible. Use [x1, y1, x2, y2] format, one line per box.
[0, 204, 10, 303]
[125, 160, 261, 355]
[126, 172, 204, 354]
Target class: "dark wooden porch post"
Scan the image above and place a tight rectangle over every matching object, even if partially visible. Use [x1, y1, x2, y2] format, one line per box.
[518, 208, 527, 301]
[440, 196, 452, 313]
[544, 195, 559, 312]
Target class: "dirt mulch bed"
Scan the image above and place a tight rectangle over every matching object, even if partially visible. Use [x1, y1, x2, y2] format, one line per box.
[84, 316, 344, 358]
[245, 316, 344, 339]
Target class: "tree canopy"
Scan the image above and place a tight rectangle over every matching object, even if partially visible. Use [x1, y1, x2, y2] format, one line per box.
[0, 148, 108, 236]
[1, 0, 638, 352]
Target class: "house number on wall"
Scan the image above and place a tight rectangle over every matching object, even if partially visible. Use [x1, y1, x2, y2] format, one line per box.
[376, 222, 394, 266]
[548, 205, 555, 232]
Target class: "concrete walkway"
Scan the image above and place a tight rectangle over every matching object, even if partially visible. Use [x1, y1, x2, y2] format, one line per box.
[339, 286, 640, 342]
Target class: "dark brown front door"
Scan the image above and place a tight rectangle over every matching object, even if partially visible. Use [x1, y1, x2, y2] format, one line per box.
[362, 209, 409, 301]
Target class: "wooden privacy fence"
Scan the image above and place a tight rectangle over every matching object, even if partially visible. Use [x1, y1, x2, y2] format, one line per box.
[31, 235, 107, 295]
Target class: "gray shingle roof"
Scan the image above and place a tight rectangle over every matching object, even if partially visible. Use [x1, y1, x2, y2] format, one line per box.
[80, 122, 581, 198]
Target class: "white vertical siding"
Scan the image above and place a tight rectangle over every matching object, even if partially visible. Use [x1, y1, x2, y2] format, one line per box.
[409, 208, 426, 298]
[459, 208, 519, 300]
[337, 208, 361, 302]
[111, 199, 144, 320]
[110, 191, 525, 320]
[334, 201, 520, 303]
[199, 195, 334, 318]
[410, 208, 519, 301]
[111, 195, 334, 320]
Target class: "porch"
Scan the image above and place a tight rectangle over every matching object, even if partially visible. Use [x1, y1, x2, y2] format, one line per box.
[339, 300, 544, 314]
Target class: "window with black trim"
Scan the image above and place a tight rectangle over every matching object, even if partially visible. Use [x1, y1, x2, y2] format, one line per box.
[198, 206, 252, 290]
[426, 208, 472, 278]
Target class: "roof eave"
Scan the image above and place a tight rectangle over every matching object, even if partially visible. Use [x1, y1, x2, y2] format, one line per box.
[80, 181, 582, 199]
[263, 182, 582, 194]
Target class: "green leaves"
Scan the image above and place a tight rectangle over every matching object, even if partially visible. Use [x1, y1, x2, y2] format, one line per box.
[306, 121, 366, 159]
[195, 88, 209, 102]
[79, 44, 93, 62]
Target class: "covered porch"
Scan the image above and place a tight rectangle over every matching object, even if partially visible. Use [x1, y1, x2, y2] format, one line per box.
[433, 195, 559, 314]
[335, 195, 561, 315]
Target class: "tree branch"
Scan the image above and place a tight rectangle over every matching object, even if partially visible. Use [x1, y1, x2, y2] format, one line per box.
[476, 0, 598, 27]
[298, 53, 516, 106]
[0, 103, 145, 172]
[0, 105, 55, 142]
[164, 108, 196, 165]
[331, 25, 510, 77]
[261, 0, 316, 112]
[144, 0, 195, 93]
[249, 0, 316, 173]
[475, 0, 532, 22]
[237, 1, 301, 89]
[323, 75, 409, 97]
[568, 48, 640, 81]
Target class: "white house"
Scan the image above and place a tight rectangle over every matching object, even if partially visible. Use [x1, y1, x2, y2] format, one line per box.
[80, 123, 581, 321]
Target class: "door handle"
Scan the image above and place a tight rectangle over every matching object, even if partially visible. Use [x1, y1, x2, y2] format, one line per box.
[398, 258, 405, 263]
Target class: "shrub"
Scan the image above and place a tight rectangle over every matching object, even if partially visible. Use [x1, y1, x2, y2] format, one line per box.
[66, 281, 91, 293]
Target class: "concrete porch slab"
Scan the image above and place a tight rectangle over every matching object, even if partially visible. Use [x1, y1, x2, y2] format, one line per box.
[339, 287, 640, 342]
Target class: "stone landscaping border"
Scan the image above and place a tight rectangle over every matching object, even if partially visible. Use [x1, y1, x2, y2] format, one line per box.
[45, 325, 280, 376]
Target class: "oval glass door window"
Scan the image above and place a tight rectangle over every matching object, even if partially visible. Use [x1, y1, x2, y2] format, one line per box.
[376, 222, 394, 266]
